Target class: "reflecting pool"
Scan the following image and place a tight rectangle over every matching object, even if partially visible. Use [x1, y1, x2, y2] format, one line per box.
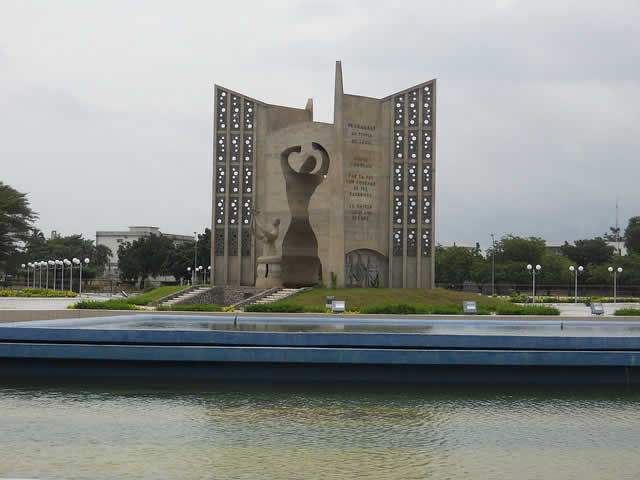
[1, 381, 639, 479]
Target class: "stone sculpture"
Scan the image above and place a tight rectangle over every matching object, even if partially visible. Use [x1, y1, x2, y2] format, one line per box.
[251, 208, 283, 288]
[280, 142, 330, 286]
[250, 208, 279, 257]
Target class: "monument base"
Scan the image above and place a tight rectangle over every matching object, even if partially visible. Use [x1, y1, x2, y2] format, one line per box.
[281, 255, 321, 288]
[255, 255, 284, 288]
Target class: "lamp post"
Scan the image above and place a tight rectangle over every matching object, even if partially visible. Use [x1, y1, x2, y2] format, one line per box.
[21, 264, 27, 288]
[569, 265, 584, 303]
[74, 258, 90, 295]
[38, 261, 44, 288]
[53, 260, 59, 291]
[58, 260, 65, 291]
[28, 263, 35, 288]
[47, 260, 54, 290]
[193, 232, 198, 286]
[607, 266, 623, 304]
[72, 258, 79, 292]
[82, 258, 89, 295]
[526, 264, 542, 302]
[207, 265, 211, 284]
[64, 259, 72, 292]
[490, 233, 495, 296]
[187, 266, 192, 285]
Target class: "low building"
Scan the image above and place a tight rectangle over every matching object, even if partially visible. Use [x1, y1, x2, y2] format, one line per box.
[546, 241, 627, 257]
[96, 226, 193, 279]
[438, 243, 478, 252]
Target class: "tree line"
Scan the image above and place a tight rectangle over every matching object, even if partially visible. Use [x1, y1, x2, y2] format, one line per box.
[436, 218, 640, 291]
[117, 229, 211, 288]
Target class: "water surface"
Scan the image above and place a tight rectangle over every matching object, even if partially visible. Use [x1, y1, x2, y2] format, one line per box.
[1, 381, 639, 479]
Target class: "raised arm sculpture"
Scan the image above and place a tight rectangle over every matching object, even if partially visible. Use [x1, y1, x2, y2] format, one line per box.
[279, 142, 330, 286]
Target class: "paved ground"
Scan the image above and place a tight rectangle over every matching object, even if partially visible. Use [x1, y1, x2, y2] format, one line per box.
[0, 294, 114, 310]
[1, 296, 638, 318]
[549, 302, 637, 317]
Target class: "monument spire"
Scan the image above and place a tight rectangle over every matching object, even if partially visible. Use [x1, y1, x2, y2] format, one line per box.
[334, 60, 343, 125]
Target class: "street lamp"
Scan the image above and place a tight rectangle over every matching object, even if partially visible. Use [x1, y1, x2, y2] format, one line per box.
[53, 260, 60, 291]
[38, 261, 44, 288]
[58, 260, 65, 291]
[207, 265, 211, 284]
[47, 260, 54, 290]
[193, 232, 198, 286]
[568, 265, 584, 303]
[526, 264, 542, 302]
[21, 264, 27, 288]
[490, 233, 495, 296]
[28, 263, 35, 288]
[187, 266, 192, 285]
[64, 259, 72, 292]
[607, 266, 623, 304]
[27, 262, 36, 288]
[74, 258, 90, 295]
[53, 260, 64, 290]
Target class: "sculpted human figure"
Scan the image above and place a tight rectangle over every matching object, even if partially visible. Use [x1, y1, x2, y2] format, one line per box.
[250, 208, 280, 258]
[280, 142, 330, 259]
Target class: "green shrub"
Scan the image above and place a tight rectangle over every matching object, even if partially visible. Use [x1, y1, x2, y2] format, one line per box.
[360, 303, 431, 315]
[494, 304, 560, 315]
[72, 300, 141, 310]
[156, 304, 223, 312]
[511, 296, 640, 305]
[614, 308, 640, 316]
[244, 302, 325, 313]
[0, 288, 77, 298]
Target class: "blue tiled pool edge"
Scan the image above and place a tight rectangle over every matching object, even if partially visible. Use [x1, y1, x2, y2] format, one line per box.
[1, 315, 639, 385]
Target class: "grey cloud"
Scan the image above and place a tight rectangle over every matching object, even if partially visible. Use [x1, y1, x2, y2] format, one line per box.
[1, 0, 638, 250]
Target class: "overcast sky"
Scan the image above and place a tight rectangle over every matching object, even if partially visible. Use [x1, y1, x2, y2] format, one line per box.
[1, 0, 638, 250]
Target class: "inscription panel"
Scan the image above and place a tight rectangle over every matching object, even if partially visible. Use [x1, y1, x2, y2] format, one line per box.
[343, 96, 388, 256]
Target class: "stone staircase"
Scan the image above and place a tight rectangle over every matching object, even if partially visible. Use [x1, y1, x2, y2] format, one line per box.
[160, 287, 213, 307]
[251, 288, 307, 305]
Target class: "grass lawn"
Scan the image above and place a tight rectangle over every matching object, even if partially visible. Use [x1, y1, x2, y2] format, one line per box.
[73, 285, 191, 309]
[127, 285, 190, 305]
[289, 288, 508, 309]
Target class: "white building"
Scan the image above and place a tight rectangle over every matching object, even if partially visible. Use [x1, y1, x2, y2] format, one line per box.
[96, 226, 193, 279]
[546, 241, 627, 257]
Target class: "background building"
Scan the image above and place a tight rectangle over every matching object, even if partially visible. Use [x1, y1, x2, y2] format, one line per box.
[96, 226, 193, 279]
[212, 61, 436, 288]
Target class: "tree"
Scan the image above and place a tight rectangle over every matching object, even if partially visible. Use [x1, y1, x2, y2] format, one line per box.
[197, 228, 211, 269]
[165, 241, 195, 282]
[537, 252, 572, 287]
[624, 217, 640, 255]
[21, 233, 111, 279]
[560, 237, 614, 267]
[604, 225, 621, 242]
[494, 235, 546, 264]
[435, 244, 488, 288]
[590, 254, 640, 290]
[435, 245, 473, 286]
[117, 234, 174, 288]
[489, 236, 547, 288]
[0, 182, 37, 269]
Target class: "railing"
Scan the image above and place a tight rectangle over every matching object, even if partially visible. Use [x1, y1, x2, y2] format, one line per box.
[436, 283, 640, 297]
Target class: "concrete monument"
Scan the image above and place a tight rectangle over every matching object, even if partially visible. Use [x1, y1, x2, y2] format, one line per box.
[212, 62, 436, 288]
